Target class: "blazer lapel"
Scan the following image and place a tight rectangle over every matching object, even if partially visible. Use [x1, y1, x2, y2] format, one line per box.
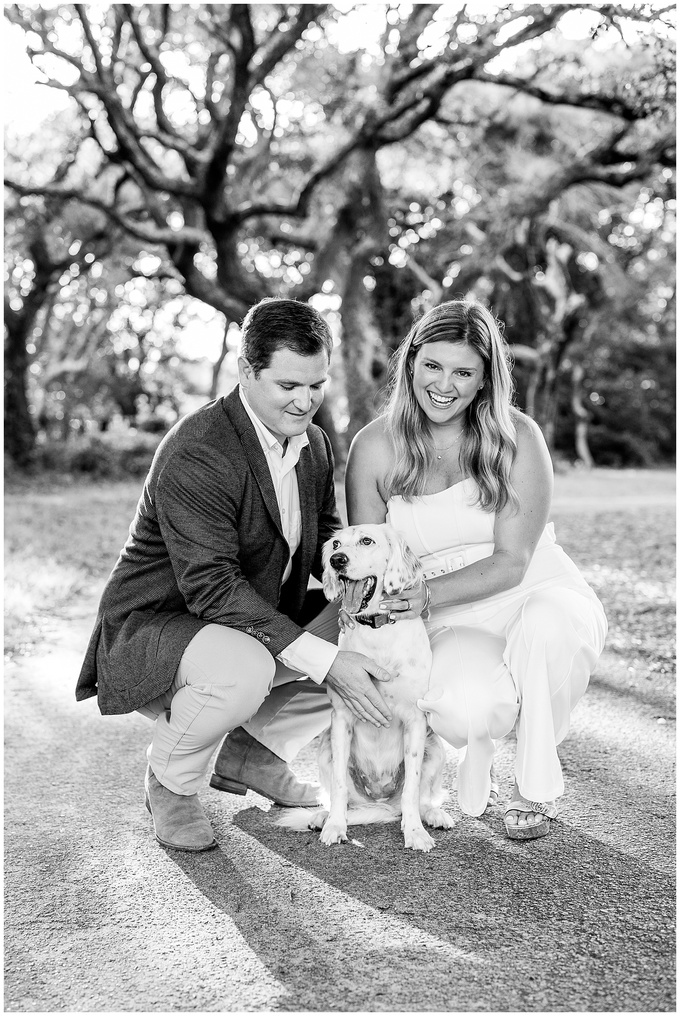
[296, 443, 317, 578]
[223, 388, 284, 538]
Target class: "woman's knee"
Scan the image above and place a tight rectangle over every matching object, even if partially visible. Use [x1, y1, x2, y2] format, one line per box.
[506, 590, 606, 712]
[517, 589, 564, 640]
[425, 627, 518, 746]
[513, 588, 605, 656]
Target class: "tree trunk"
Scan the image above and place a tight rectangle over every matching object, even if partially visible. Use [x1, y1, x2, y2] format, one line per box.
[536, 352, 558, 449]
[4, 239, 67, 466]
[313, 400, 345, 467]
[332, 149, 388, 441]
[210, 317, 231, 401]
[340, 265, 387, 443]
[571, 362, 594, 468]
[530, 241, 587, 451]
[4, 313, 37, 467]
[522, 358, 542, 421]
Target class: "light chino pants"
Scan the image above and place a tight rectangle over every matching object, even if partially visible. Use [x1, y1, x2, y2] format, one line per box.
[139, 584, 606, 811]
[137, 601, 338, 795]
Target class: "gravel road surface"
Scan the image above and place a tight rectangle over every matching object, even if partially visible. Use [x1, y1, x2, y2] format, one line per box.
[4, 501, 675, 1012]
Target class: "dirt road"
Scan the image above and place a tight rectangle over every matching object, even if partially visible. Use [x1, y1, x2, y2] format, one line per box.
[4, 488, 675, 1012]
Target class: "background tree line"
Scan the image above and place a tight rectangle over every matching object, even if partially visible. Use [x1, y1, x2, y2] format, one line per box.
[4, 2, 676, 472]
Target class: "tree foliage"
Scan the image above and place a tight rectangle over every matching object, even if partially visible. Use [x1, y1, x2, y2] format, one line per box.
[4, 2, 676, 466]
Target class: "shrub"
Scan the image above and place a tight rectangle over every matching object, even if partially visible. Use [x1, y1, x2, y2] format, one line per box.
[586, 426, 657, 468]
[30, 431, 164, 479]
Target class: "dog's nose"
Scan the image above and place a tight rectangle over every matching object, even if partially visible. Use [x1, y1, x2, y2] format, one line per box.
[330, 552, 349, 570]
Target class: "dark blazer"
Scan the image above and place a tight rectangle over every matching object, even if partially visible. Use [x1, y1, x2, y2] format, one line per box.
[75, 388, 340, 715]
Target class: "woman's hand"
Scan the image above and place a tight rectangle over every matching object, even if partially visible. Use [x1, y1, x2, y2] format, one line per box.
[338, 608, 355, 632]
[379, 580, 430, 623]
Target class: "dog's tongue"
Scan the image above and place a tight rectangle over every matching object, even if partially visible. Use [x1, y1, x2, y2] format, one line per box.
[343, 578, 368, 614]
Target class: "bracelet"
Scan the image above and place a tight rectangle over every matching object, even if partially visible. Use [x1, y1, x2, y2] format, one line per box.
[421, 581, 432, 620]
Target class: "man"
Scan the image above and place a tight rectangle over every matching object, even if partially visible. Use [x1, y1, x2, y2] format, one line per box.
[76, 298, 392, 852]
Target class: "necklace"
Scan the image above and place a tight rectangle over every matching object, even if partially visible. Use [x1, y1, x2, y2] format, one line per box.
[432, 430, 464, 460]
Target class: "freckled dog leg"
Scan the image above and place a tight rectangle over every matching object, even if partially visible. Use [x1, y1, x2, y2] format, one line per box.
[401, 715, 435, 851]
[319, 708, 353, 846]
[420, 733, 454, 830]
[306, 731, 332, 830]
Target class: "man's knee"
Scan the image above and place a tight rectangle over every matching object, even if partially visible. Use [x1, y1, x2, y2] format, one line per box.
[179, 624, 276, 699]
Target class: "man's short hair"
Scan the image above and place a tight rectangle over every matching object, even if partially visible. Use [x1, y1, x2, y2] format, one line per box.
[240, 297, 333, 374]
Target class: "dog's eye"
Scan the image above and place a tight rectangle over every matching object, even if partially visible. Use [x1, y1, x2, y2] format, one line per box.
[332, 540, 341, 550]
[359, 537, 375, 546]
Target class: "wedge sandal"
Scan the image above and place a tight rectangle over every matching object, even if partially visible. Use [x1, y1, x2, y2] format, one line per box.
[504, 798, 557, 840]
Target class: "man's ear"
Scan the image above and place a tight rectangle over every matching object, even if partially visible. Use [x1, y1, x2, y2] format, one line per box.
[238, 356, 253, 388]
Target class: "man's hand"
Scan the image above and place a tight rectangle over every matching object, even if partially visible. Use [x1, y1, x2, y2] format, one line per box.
[325, 651, 393, 727]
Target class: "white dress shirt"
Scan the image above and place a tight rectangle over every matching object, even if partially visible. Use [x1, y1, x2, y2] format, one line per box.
[239, 390, 338, 683]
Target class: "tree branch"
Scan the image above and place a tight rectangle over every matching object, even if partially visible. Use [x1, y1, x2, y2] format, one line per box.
[4, 179, 210, 248]
[473, 71, 640, 121]
[122, 5, 181, 140]
[229, 130, 368, 223]
[248, 5, 329, 87]
[404, 256, 444, 303]
[577, 3, 676, 22]
[14, 7, 199, 199]
[74, 5, 110, 82]
[201, 6, 258, 212]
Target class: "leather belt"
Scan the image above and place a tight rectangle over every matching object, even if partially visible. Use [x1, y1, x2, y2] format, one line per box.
[420, 544, 494, 581]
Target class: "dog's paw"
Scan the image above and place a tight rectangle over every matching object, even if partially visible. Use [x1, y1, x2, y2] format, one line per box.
[422, 807, 455, 829]
[319, 821, 348, 846]
[403, 825, 436, 852]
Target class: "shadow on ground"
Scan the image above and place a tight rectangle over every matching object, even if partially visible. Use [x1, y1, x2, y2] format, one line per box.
[166, 802, 675, 1013]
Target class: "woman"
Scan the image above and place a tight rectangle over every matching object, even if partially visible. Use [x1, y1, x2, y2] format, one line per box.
[345, 299, 607, 839]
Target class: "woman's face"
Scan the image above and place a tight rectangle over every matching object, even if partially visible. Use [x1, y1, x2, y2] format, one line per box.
[411, 340, 485, 427]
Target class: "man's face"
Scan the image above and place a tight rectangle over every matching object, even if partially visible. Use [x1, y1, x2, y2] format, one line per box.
[238, 346, 330, 445]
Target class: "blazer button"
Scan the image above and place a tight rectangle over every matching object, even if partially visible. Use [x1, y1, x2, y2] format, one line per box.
[246, 626, 254, 635]
[263, 636, 270, 644]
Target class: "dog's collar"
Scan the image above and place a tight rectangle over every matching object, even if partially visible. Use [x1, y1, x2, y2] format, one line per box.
[350, 611, 392, 629]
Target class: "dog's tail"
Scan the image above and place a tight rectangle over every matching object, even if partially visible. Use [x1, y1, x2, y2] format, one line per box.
[275, 802, 400, 831]
[274, 807, 327, 831]
[344, 803, 401, 826]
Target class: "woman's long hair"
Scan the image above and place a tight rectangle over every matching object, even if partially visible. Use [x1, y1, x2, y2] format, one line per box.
[383, 300, 518, 513]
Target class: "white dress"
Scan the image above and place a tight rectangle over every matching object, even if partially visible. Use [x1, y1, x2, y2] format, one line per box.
[387, 478, 607, 815]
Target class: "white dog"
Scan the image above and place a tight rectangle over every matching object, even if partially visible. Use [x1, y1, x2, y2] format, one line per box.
[280, 523, 453, 852]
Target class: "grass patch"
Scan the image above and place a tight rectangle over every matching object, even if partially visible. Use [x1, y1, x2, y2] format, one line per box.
[4, 480, 142, 657]
[4, 470, 676, 684]
[551, 506, 675, 682]
[550, 465, 675, 503]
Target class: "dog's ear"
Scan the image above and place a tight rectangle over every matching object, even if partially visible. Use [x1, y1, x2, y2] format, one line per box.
[321, 538, 343, 602]
[383, 525, 422, 595]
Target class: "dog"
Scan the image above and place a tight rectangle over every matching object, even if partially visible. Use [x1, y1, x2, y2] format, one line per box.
[279, 523, 453, 851]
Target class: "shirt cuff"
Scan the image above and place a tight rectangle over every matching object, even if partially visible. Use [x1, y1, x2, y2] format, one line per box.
[277, 631, 339, 684]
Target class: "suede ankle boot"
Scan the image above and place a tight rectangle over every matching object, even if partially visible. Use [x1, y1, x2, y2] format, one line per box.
[210, 727, 319, 807]
[145, 766, 217, 852]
